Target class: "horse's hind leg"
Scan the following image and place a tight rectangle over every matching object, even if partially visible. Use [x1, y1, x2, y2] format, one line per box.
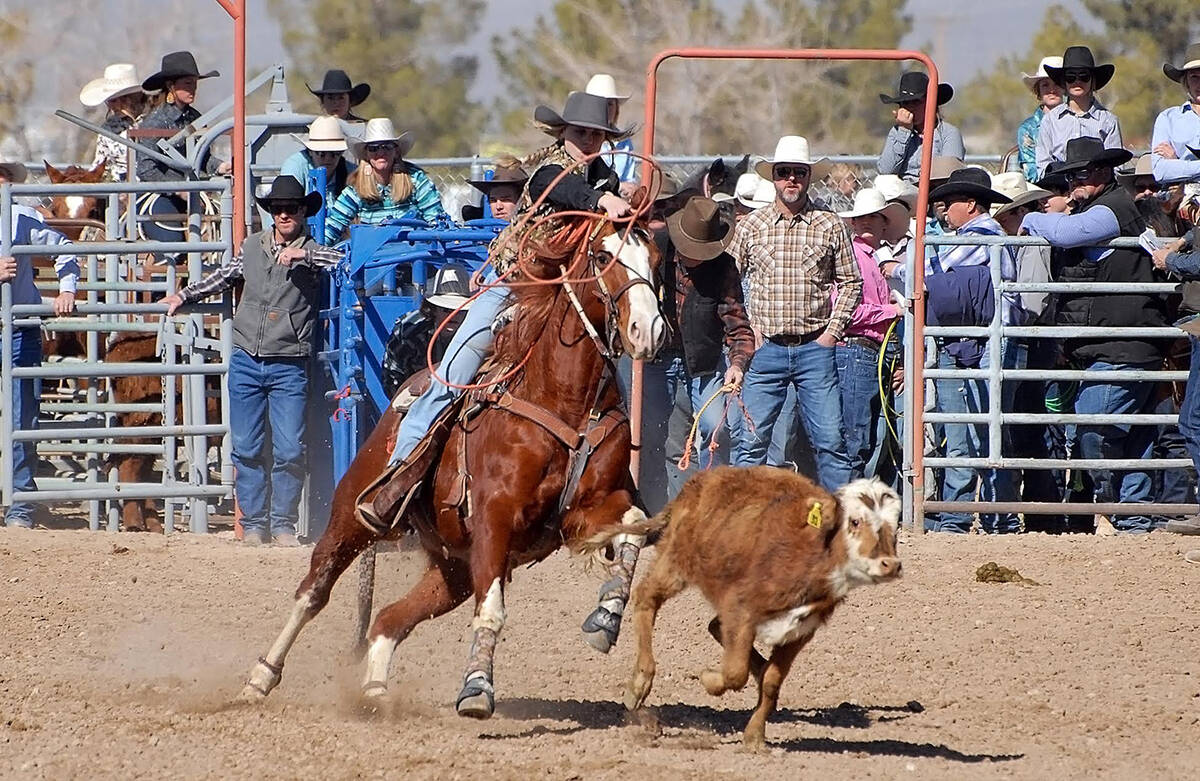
[581, 503, 650, 653]
[361, 552, 471, 699]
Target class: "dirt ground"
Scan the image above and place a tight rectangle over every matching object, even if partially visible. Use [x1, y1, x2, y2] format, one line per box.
[0, 525, 1197, 781]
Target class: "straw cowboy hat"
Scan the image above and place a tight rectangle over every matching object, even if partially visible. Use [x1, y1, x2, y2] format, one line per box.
[1164, 43, 1200, 83]
[467, 160, 528, 194]
[533, 91, 632, 138]
[79, 63, 145, 107]
[347, 118, 414, 160]
[754, 135, 827, 180]
[668, 196, 735, 261]
[1054, 135, 1133, 174]
[425, 264, 474, 310]
[1021, 56, 1064, 93]
[837, 187, 909, 225]
[879, 71, 953, 106]
[307, 69, 371, 106]
[142, 51, 219, 92]
[990, 172, 1052, 218]
[585, 73, 630, 102]
[873, 174, 919, 212]
[0, 161, 28, 183]
[255, 175, 323, 217]
[1045, 46, 1114, 91]
[929, 168, 1012, 205]
[294, 115, 348, 153]
[1115, 152, 1155, 181]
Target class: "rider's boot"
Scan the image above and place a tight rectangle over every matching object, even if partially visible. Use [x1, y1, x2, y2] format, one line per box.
[355, 434, 443, 533]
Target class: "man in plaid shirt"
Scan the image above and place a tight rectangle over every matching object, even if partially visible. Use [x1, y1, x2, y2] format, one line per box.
[729, 136, 862, 490]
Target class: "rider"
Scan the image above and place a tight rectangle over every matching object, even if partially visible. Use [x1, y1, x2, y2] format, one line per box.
[356, 90, 635, 529]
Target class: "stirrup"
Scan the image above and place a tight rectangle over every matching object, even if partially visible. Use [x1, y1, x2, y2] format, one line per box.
[355, 480, 422, 535]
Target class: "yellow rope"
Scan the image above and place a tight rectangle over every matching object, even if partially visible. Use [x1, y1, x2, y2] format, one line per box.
[677, 381, 739, 471]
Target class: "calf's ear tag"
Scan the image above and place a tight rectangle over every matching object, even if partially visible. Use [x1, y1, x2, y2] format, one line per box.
[807, 502, 823, 529]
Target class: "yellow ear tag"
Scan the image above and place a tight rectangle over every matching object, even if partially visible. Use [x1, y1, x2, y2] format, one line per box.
[807, 502, 823, 529]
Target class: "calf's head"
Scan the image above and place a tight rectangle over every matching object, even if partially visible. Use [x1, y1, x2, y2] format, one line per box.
[835, 478, 902, 586]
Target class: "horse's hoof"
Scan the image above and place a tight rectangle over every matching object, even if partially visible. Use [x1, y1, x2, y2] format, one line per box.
[455, 680, 495, 720]
[581, 606, 621, 654]
[237, 684, 267, 704]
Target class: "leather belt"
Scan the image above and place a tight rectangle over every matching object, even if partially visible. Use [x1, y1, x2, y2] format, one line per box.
[767, 331, 822, 347]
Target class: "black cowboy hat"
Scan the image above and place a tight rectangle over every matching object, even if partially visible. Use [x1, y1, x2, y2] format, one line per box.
[667, 196, 734, 261]
[142, 51, 219, 92]
[1054, 136, 1133, 174]
[533, 91, 632, 138]
[1035, 161, 1070, 193]
[467, 161, 528, 194]
[1045, 46, 1115, 91]
[879, 71, 953, 106]
[929, 168, 1011, 206]
[255, 175, 323, 217]
[307, 69, 371, 107]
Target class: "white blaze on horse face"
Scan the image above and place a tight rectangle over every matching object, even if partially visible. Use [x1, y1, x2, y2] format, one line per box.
[64, 196, 87, 220]
[601, 232, 664, 360]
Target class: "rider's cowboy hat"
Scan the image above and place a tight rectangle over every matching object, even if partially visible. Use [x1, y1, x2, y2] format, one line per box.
[0, 161, 28, 183]
[585, 73, 630, 102]
[929, 168, 1012, 206]
[1021, 56, 1064, 93]
[293, 115, 349, 153]
[1054, 135, 1133, 174]
[1164, 43, 1200, 83]
[425, 264, 474, 310]
[754, 135, 828, 180]
[347, 118, 414, 160]
[1044, 46, 1114, 91]
[307, 69, 371, 106]
[533, 92, 633, 139]
[80, 63, 145, 107]
[838, 187, 909, 225]
[879, 71, 953, 106]
[668, 196, 734, 261]
[142, 51, 219, 92]
[990, 172, 1052, 218]
[467, 160, 528, 195]
[255, 175, 323, 217]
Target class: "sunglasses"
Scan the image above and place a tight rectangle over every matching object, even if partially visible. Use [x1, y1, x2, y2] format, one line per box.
[1070, 167, 1100, 182]
[365, 142, 396, 154]
[773, 165, 811, 180]
[1063, 70, 1092, 84]
[269, 201, 304, 215]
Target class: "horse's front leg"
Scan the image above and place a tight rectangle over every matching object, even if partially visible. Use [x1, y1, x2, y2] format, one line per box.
[575, 497, 649, 654]
[456, 529, 511, 719]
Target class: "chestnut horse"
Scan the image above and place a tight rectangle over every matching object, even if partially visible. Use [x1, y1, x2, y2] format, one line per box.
[240, 217, 665, 717]
[44, 161, 107, 240]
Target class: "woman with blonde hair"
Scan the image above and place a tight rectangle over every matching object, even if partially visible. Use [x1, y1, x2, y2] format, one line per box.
[323, 118, 446, 244]
[80, 63, 149, 181]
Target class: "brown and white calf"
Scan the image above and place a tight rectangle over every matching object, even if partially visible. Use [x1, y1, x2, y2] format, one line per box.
[584, 466, 902, 749]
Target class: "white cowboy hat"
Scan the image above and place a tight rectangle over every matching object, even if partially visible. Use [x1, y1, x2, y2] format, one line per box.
[754, 135, 828, 180]
[1021, 56, 1064, 93]
[989, 171, 1052, 218]
[294, 115, 348, 153]
[585, 73, 630, 102]
[79, 63, 145, 107]
[347, 118, 414, 160]
[872, 174, 919, 212]
[718, 172, 766, 209]
[838, 187, 909, 225]
[425, 264, 474, 310]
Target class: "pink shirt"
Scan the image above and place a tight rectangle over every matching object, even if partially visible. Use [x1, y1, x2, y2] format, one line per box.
[841, 235, 899, 343]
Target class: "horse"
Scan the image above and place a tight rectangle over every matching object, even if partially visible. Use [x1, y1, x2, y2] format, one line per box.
[43, 161, 107, 240]
[679, 154, 750, 199]
[239, 214, 665, 718]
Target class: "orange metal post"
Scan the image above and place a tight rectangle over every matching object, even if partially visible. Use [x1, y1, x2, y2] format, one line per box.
[641, 48, 937, 527]
[214, 0, 247, 248]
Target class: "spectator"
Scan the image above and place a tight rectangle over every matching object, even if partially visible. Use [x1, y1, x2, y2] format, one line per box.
[0, 161, 27, 184]
[307, 69, 370, 123]
[1035, 46, 1122, 178]
[585, 74, 639, 195]
[358, 91, 635, 527]
[136, 51, 230, 181]
[159, 176, 340, 546]
[821, 162, 862, 212]
[729, 135, 862, 490]
[1022, 137, 1166, 533]
[1036, 162, 1073, 214]
[281, 115, 356, 202]
[1017, 57, 1065, 181]
[1118, 154, 1186, 237]
[323, 118, 447, 245]
[1150, 43, 1200, 185]
[79, 63, 148, 181]
[381, 265, 474, 398]
[877, 71, 965, 183]
[465, 157, 527, 222]
[0, 204, 80, 528]
[835, 188, 906, 478]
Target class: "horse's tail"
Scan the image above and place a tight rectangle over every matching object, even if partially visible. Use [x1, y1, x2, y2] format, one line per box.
[571, 509, 671, 557]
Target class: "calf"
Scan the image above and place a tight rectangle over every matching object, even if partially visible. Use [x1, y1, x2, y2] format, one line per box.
[585, 466, 901, 749]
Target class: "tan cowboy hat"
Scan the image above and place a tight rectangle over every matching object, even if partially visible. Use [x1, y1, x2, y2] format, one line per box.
[1115, 152, 1155, 181]
[873, 174, 919, 212]
[928, 156, 966, 185]
[990, 172, 1052, 218]
[1164, 43, 1200, 83]
[467, 160, 528, 194]
[1021, 56, 1064, 93]
[0, 161, 28, 183]
[585, 73, 630, 102]
[294, 115, 348, 153]
[80, 63, 145, 107]
[667, 196, 734, 261]
[838, 188, 909, 225]
[754, 135, 828, 180]
[347, 118, 414, 160]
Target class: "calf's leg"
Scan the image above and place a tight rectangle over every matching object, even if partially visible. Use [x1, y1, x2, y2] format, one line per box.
[708, 616, 767, 683]
[624, 550, 686, 711]
[700, 610, 755, 696]
[743, 639, 805, 750]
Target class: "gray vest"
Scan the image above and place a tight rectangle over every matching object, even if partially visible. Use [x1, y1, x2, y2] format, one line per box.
[231, 231, 322, 358]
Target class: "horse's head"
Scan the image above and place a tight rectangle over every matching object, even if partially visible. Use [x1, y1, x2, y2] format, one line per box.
[587, 218, 665, 360]
[44, 161, 107, 223]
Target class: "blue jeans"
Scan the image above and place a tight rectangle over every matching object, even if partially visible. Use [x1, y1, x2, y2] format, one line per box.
[391, 283, 509, 464]
[1178, 337, 1200, 477]
[5, 328, 41, 527]
[661, 356, 732, 499]
[1074, 361, 1157, 533]
[835, 341, 881, 480]
[734, 340, 851, 491]
[229, 348, 309, 535]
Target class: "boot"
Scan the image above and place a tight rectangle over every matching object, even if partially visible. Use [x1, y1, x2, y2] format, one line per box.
[355, 459, 425, 533]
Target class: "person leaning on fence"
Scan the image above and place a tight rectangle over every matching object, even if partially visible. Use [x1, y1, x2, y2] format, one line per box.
[1021, 137, 1167, 533]
[465, 157, 527, 222]
[0, 206, 80, 528]
[728, 135, 862, 491]
[159, 176, 341, 546]
[1016, 57, 1065, 182]
[355, 90, 636, 529]
[821, 162, 862, 213]
[876, 71, 965, 184]
[281, 115, 356, 203]
[79, 63, 150, 182]
[322, 118, 446, 245]
[1034, 46, 1123, 179]
[1150, 43, 1200, 185]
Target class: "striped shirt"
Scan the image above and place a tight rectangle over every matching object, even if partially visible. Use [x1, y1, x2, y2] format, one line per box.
[728, 200, 863, 341]
[178, 234, 342, 303]
[323, 166, 447, 244]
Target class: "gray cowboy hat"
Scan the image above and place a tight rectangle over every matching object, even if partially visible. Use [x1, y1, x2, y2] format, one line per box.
[1045, 46, 1115, 91]
[142, 51, 219, 92]
[879, 71, 953, 106]
[533, 91, 633, 138]
[667, 196, 734, 261]
[255, 175, 323, 217]
[307, 69, 371, 107]
[929, 168, 1011, 206]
